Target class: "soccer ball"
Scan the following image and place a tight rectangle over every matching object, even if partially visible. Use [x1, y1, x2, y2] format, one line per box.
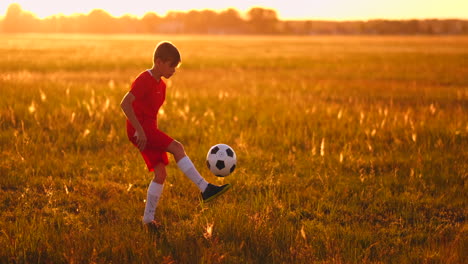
[206, 144, 237, 177]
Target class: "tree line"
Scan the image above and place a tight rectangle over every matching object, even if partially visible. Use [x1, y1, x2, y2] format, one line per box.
[2, 3, 468, 35]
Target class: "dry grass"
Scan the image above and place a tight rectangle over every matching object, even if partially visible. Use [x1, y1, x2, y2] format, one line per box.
[0, 34, 467, 263]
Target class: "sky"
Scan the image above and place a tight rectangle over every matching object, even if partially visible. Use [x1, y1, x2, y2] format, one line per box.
[1, 0, 467, 21]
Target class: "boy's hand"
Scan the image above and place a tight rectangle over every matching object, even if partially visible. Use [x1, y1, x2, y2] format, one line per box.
[135, 131, 147, 151]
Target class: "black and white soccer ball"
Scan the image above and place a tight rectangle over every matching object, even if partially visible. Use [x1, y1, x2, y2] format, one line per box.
[206, 144, 237, 177]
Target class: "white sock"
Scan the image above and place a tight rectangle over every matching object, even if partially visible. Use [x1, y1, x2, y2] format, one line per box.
[142, 181, 164, 224]
[177, 156, 209, 192]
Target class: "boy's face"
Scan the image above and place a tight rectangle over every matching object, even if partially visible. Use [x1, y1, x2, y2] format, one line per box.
[157, 59, 178, 79]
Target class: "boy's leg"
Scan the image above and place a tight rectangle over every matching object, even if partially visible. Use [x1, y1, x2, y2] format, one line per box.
[167, 140, 231, 201]
[143, 163, 166, 224]
[167, 140, 209, 192]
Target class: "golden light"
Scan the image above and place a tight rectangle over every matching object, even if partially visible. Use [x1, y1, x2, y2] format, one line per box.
[1, 0, 468, 20]
[1, 0, 159, 18]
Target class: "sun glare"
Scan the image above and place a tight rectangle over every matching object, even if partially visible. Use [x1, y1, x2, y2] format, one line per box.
[1, 0, 468, 20]
[1, 1, 155, 18]
[2, 1, 90, 18]
[1, 0, 254, 19]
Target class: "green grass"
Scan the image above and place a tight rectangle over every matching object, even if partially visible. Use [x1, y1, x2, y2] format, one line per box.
[0, 34, 467, 263]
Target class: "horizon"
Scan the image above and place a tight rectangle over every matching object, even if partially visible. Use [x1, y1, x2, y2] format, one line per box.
[1, 0, 468, 21]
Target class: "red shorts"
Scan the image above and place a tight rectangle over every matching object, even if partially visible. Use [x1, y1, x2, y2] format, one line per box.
[127, 119, 174, 171]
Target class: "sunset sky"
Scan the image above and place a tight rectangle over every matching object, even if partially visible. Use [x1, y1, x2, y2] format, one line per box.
[1, 0, 467, 21]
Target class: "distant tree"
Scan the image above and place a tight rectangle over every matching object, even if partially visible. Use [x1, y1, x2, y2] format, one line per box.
[62, 15, 87, 33]
[84, 9, 116, 33]
[2, 3, 38, 32]
[118, 15, 142, 33]
[217, 8, 244, 34]
[142, 12, 161, 33]
[40, 15, 58, 32]
[183, 10, 218, 33]
[1, 3, 467, 35]
[247, 7, 279, 34]
[160, 11, 185, 33]
[184, 10, 204, 33]
[200, 9, 218, 33]
[304, 21, 312, 34]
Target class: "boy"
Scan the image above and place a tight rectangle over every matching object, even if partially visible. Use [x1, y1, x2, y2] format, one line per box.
[120, 41, 231, 227]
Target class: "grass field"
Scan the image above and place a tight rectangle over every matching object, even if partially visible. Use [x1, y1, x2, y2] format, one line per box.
[0, 34, 467, 263]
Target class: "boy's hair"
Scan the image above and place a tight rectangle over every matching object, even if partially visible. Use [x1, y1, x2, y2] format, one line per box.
[153, 41, 181, 67]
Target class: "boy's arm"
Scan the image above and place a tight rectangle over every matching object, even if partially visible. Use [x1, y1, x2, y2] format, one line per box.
[120, 92, 147, 151]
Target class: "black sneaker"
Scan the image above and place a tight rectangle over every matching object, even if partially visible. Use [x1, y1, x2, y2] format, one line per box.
[202, 183, 231, 202]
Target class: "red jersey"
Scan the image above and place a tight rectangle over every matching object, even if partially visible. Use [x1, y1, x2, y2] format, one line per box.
[126, 70, 173, 170]
[130, 70, 166, 124]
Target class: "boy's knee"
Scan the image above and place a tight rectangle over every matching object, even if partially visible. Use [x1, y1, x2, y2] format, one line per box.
[168, 140, 186, 161]
[173, 140, 184, 152]
[153, 164, 167, 184]
[153, 175, 166, 184]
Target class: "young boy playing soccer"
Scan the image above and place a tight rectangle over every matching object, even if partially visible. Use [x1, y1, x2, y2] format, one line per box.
[120, 41, 231, 227]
